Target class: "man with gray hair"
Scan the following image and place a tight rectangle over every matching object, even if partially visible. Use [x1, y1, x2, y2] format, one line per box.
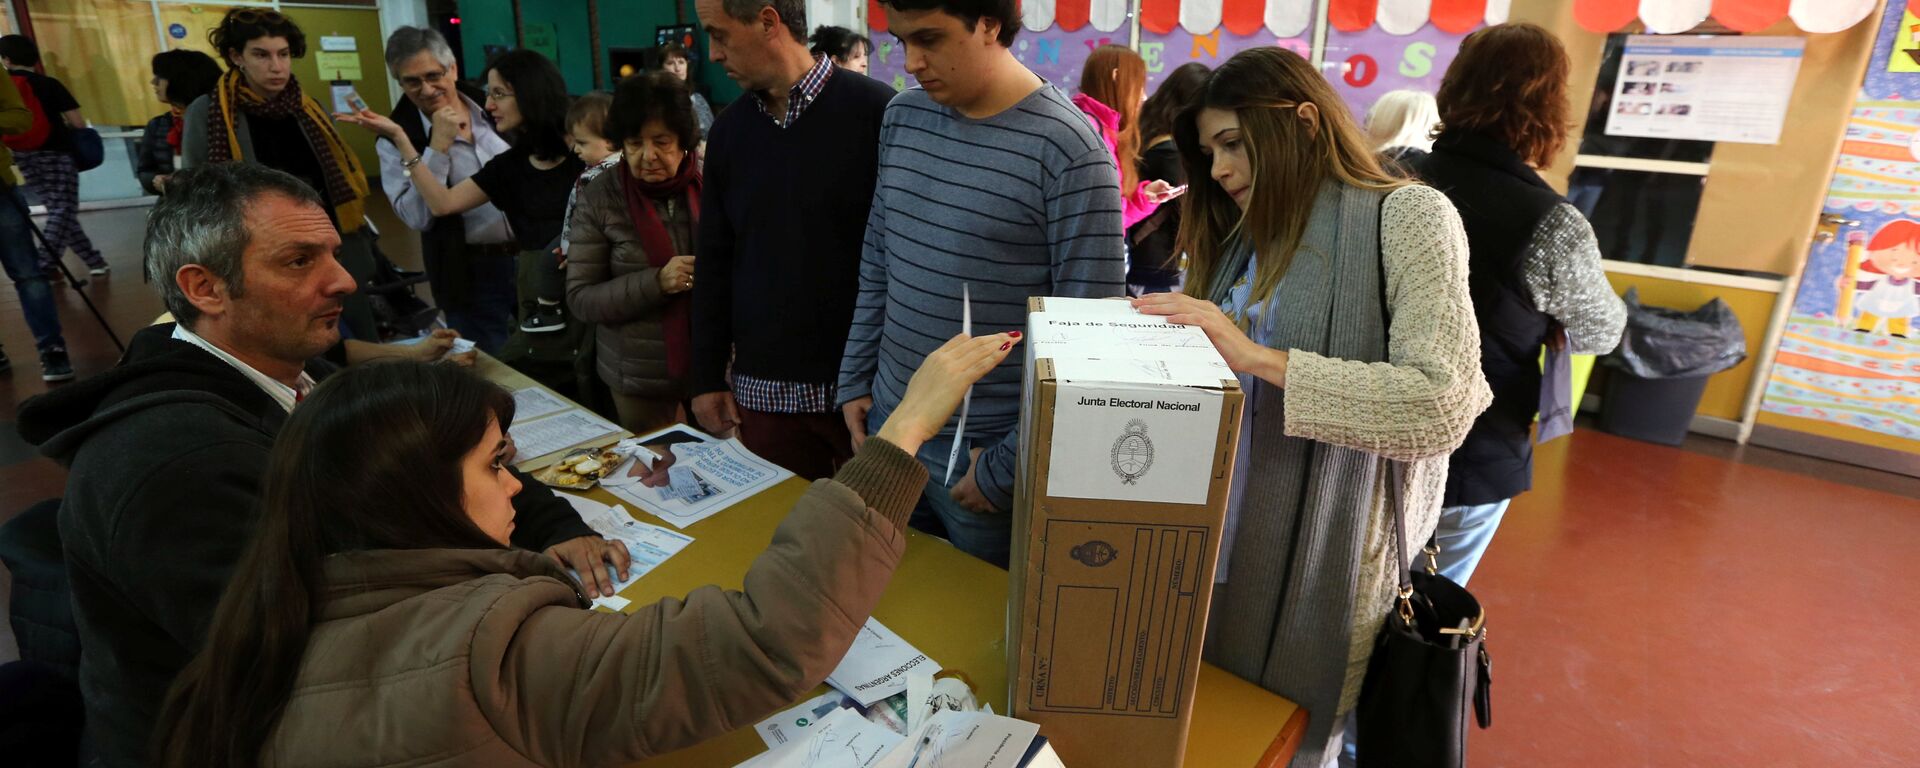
[17, 163, 629, 767]
[376, 25, 519, 353]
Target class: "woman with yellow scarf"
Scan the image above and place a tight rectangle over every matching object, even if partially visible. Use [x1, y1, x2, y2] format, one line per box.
[182, 8, 379, 342]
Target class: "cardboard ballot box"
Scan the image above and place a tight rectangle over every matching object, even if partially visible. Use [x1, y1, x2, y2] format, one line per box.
[1008, 297, 1244, 768]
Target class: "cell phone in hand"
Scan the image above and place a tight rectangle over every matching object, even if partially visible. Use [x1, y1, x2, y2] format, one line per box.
[1162, 184, 1189, 201]
[345, 90, 369, 113]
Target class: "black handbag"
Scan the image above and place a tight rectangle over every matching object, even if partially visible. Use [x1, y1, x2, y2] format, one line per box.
[1354, 463, 1492, 767]
[69, 127, 103, 172]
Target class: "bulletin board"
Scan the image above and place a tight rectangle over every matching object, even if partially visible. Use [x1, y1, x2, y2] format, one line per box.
[1758, 5, 1920, 453]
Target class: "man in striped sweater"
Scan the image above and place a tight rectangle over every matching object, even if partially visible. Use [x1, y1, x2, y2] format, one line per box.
[838, 0, 1126, 567]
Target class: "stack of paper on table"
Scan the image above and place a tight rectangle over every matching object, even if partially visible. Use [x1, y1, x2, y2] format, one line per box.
[600, 426, 794, 529]
[509, 408, 624, 467]
[737, 708, 1057, 768]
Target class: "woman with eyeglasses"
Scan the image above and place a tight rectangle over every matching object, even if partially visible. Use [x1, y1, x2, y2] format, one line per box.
[338, 49, 585, 339]
[153, 331, 1018, 766]
[182, 8, 382, 342]
[1130, 47, 1491, 766]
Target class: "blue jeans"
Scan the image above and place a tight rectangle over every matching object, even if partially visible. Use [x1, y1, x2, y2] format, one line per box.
[898, 432, 1012, 568]
[0, 186, 64, 352]
[1432, 499, 1511, 587]
[444, 250, 518, 355]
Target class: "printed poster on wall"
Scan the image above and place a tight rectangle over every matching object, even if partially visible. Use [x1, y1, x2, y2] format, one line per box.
[1603, 35, 1805, 145]
[1761, 9, 1920, 445]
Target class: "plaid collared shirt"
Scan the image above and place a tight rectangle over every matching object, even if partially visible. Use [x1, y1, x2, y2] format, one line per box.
[752, 54, 834, 129]
[730, 374, 837, 414]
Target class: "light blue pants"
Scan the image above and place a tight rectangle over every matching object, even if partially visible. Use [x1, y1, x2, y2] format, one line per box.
[1432, 499, 1512, 587]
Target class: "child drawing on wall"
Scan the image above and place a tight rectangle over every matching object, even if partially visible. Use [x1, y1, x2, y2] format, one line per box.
[1837, 219, 1920, 338]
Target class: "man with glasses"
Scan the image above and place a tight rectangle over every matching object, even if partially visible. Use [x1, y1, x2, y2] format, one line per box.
[375, 26, 517, 353]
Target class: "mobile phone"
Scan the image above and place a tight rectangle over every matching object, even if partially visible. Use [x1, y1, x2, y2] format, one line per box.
[345, 90, 369, 113]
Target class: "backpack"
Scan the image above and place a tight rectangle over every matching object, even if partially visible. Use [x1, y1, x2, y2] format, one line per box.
[1, 73, 51, 152]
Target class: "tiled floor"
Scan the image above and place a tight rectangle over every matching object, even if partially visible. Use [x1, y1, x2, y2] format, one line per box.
[3, 203, 1918, 765]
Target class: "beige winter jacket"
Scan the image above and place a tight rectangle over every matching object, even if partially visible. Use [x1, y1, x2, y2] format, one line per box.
[263, 438, 927, 766]
[564, 168, 695, 398]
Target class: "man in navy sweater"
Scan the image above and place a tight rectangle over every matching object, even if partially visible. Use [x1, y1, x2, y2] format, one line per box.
[691, 0, 898, 480]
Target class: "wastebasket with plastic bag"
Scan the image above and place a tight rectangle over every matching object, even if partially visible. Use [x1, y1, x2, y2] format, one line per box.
[1598, 289, 1747, 445]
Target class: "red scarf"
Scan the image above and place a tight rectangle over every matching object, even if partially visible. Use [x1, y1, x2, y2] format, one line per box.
[620, 151, 701, 380]
[165, 105, 184, 155]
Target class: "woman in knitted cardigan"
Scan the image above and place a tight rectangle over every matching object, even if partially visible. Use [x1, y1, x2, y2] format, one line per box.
[1133, 48, 1492, 767]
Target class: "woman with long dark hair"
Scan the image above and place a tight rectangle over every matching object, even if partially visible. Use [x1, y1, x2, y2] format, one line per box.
[1131, 47, 1490, 766]
[154, 329, 1019, 766]
[1127, 61, 1210, 295]
[338, 49, 584, 335]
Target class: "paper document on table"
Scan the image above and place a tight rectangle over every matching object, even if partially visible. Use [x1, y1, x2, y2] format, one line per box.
[944, 283, 972, 485]
[555, 493, 694, 611]
[736, 707, 904, 768]
[393, 332, 478, 357]
[755, 689, 912, 749]
[605, 437, 792, 529]
[868, 710, 1040, 768]
[510, 409, 623, 466]
[600, 425, 717, 488]
[510, 387, 573, 421]
[827, 618, 940, 707]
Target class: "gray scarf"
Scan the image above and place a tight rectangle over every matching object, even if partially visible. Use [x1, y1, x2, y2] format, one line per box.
[1202, 180, 1390, 767]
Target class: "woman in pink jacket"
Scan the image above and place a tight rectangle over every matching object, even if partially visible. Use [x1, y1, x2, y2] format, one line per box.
[1074, 44, 1183, 231]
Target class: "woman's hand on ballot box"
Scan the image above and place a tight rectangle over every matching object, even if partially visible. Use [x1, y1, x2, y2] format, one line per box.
[1132, 292, 1290, 387]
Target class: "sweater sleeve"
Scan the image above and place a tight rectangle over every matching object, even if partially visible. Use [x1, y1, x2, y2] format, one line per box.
[836, 162, 891, 407]
[180, 95, 210, 169]
[476, 438, 928, 765]
[691, 125, 736, 397]
[1523, 203, 1627, 356]
[1049, 146, 1128, 297]
[1282, 185, 1493, 462]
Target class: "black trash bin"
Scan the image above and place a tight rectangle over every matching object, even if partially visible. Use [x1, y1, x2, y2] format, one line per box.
[1597, 289, 1747, 446]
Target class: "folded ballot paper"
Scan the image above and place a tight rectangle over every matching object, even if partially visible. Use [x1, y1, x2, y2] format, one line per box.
[827, 618, 939, 707]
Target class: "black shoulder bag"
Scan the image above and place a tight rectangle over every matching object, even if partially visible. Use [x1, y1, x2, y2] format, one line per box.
[1354, 192, 1492, 767]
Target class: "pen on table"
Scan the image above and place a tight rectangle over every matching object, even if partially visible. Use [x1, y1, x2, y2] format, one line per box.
[903, 733, 933, 768]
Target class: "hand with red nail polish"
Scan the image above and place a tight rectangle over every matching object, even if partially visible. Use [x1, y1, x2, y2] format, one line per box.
[874, 332, 1023, 456]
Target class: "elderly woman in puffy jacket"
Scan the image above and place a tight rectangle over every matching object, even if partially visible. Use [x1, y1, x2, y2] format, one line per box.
[566, 71, 701, 433]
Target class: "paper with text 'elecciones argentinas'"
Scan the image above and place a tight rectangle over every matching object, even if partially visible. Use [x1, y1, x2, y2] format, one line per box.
[827, 618, 941, 708]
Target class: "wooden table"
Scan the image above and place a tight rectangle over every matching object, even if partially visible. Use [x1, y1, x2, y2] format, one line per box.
[476, 357, 1307, 767]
